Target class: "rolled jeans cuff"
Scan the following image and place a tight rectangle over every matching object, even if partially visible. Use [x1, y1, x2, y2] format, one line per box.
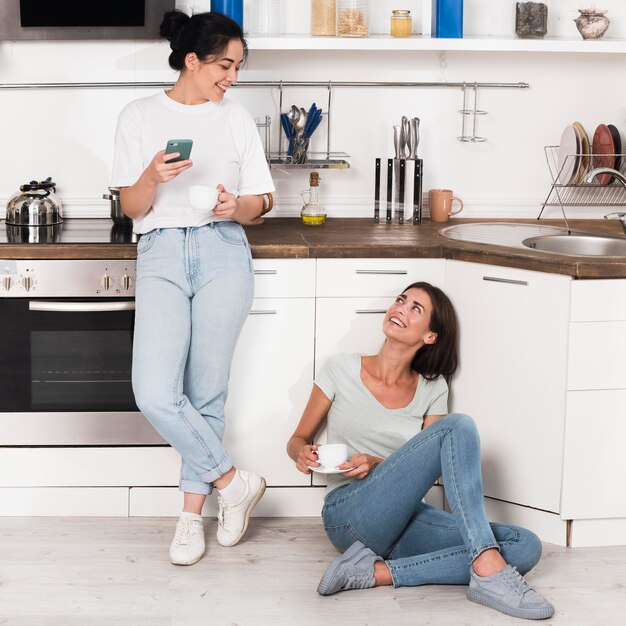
[180, 454, 234, 495]
[179, 480, 212, 496]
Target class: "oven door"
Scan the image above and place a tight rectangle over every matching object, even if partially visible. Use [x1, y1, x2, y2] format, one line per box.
[0, 297, 163, 445]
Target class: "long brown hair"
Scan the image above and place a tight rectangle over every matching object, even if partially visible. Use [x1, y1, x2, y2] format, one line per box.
[404, 282, 459, 380]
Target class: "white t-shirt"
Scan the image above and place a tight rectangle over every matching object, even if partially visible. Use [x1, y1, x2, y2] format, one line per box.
[111, 90, 275, 234]
[314, 353, 449, 495]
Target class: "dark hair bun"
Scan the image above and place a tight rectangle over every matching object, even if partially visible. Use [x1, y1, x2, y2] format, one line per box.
[160, 10, 190, 43]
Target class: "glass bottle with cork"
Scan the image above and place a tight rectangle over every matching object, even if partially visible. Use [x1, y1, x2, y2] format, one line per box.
[300, 171, 326, 225]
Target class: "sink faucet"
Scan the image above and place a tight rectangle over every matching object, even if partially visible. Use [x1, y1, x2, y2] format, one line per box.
[585, 168, 626, 235]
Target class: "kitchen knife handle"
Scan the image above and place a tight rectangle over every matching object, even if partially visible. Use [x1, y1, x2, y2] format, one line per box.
[393, 125, 402, 160]
[386, 158, 393, 223]
[398, 159, 405, 225]
[374, 158, 381, 223]
[413, 158, 421, 225]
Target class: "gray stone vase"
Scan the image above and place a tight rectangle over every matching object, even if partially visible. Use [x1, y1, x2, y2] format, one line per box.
[574, 9, 610, 40]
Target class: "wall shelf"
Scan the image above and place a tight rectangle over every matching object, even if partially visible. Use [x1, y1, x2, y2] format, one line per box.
[247, 35, 626, 55]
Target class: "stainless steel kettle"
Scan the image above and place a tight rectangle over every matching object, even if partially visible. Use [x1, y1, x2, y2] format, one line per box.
[5, 177, 63, 226]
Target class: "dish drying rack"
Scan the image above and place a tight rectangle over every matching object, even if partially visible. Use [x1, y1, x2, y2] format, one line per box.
[538, 145, 626, 232]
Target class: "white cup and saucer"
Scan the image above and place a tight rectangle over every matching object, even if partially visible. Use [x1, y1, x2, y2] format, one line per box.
[188, 185, 219, 215]
[308, 443, 351, 475]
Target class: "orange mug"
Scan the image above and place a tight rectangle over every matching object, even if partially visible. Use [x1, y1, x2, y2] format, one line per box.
[428, 189, 464, 222]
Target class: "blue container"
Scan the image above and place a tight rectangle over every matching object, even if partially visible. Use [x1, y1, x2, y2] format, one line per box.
[432, 0, 463, 39]
[211, 0, 244, 29]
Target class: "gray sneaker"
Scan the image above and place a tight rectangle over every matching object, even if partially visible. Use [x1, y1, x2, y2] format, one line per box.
[467, 564, 555, 620]
[318, 541, 382, 596]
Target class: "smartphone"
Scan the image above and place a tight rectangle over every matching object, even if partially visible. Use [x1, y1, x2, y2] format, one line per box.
[165, 139, 193, 162]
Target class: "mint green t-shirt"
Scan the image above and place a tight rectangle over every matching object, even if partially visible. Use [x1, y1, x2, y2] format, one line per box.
[314, 353, 449, 495]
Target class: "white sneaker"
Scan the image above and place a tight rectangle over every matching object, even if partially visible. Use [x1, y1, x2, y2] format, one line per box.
[216, 469, 266, 547]
[169, 514, 205, 565]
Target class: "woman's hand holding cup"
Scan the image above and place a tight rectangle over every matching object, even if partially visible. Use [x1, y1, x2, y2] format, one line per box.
[212, 184, 239, 219]
[295, 443, 320, 474]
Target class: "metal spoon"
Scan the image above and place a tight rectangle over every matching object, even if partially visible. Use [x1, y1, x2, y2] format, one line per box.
[295, 107, 308, 136]
[287, 105, 300, 129]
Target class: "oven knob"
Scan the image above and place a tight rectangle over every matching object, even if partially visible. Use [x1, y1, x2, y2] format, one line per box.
[120, 274, 134, 291]
[100, 274, 114, 291]
[2, 276, 13, 291]
[22, 276, 34, 292]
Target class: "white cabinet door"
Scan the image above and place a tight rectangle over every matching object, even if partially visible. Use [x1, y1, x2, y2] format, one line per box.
[225, 297, 314, 487]
[315, 258, 446, 375]
[315, 297, 390, 376]
[445, 261, 571, 513]
[561, 390, 626, 519]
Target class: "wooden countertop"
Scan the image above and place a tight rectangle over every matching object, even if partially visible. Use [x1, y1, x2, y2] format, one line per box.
[2, 217, 626, 278]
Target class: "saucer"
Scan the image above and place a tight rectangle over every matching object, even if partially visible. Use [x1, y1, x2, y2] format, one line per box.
[308, 465, 351, 475]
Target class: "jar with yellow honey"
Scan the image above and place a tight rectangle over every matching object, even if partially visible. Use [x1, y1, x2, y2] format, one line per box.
[391, 9, 412, 37]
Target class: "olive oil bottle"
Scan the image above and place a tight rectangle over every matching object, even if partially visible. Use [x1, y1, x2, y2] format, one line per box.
[300, 171, 326, 225]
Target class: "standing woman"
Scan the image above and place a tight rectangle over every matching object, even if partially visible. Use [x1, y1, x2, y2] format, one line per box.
[287, 282, 554, 620]
[111, 10, 274, 566]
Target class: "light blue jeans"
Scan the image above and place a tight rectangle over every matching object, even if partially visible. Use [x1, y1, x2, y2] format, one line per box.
[321, 413, 542, 588]
[132, 222, 254, 495]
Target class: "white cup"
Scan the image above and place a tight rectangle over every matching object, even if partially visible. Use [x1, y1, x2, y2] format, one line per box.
[189, 185, 219, 213]
[316, 443, 348, 468]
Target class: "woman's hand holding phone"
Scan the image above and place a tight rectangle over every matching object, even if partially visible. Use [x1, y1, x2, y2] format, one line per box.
[145, 139, 193, 185]
[145, 149, 193, 184]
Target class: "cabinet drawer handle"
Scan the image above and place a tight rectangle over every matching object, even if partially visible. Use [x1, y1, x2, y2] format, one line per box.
[355, 270, 408, 275]
[254, 269, 278, 275]
[482, 276, 528, 286]
[249, 310, 277, 315]
[355, 309, 387, 315]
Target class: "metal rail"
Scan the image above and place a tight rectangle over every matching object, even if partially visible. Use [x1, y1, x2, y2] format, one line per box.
[1, 79, 530, 159]
[0, 81, 530, 90]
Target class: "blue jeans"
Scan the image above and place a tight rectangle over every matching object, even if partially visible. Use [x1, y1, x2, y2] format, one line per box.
[132, 222, 254, 495]
[321, 413, 542, 588]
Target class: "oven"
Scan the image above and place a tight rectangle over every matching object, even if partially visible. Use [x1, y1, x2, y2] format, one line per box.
[0, 259, 163, 445]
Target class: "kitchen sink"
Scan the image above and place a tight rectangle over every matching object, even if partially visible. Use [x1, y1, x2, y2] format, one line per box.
[439, 222, 568, 249]
[522, 235, 626, 257]
[440, 222, 626, 257]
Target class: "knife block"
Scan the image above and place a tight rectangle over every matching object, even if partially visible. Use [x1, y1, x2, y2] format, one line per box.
[373, 157, 423, 225]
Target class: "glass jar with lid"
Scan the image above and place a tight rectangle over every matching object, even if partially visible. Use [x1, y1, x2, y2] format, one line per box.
[311, 0, 336, 36]
[337, 0, 369, 37]
[391, 9, 412, 37]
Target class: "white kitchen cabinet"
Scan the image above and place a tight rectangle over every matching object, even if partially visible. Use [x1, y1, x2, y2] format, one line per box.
[445, 260, 571, 514]
[315, 258, 446, 372]
[316, 258, 445, 298]
[315, 259, 446, 368]
[313, 258, 446, 485]
[562, 278, 626, 521]
[225, 296, 314, 487]
[224, 259, 315, 487]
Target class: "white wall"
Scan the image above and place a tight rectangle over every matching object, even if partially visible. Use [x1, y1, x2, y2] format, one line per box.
[1, 1, 626, 220]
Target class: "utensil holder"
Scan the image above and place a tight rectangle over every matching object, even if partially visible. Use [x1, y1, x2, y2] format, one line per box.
[458, 83, 487, 143]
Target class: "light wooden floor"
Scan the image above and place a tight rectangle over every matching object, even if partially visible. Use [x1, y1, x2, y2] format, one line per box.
[0, 517, 624, 625]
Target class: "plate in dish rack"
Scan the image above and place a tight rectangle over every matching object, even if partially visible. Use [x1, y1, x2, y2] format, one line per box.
[572, 121, 590, 183]
[557, 124, 579, 185]
[591, 123, 615, 185]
